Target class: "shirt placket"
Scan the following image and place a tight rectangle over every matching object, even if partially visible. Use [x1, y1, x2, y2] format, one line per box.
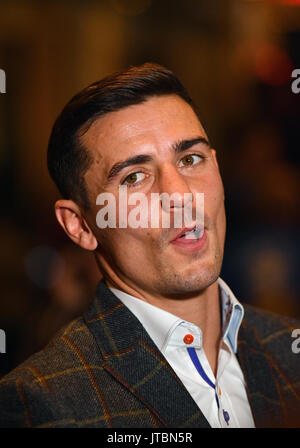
[181, 324, 236, 428]
[175, 323, 221, 427]
[215, 341, 236, 427]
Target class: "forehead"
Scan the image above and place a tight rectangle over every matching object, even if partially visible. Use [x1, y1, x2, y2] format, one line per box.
[82, 94, 207, 180]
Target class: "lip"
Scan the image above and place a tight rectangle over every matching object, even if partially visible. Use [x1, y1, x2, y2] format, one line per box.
[171, 224, 198, 242]
[170, 228, 207, 252]
[171, 224, 203, 242]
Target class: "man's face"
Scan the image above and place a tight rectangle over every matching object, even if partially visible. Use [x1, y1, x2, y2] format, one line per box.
[83, 94, 226, 299]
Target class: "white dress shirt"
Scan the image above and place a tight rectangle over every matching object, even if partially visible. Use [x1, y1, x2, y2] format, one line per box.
[108, 278, 255, 428]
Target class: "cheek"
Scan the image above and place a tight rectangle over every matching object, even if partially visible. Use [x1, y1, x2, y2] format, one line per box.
[211, 183, 226, 228]
[211, 179, 226, 241]
[192, 170, 224, 218]
[101, 228, 161, 276]
[98, 226, 155, 259]
[214, 178, 225, 212]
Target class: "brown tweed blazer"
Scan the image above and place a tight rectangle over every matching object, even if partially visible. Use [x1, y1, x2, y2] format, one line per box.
[0, 280, 299, 428]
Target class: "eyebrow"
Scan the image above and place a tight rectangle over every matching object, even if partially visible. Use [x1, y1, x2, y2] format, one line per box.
[172, 136, 210, 153]
[106, 136, 210, 183]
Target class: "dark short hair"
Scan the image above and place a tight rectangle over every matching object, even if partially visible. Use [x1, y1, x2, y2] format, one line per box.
[47, 63, 199, 210]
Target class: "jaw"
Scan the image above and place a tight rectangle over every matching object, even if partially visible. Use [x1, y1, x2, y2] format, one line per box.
[92, 206, 226, 300]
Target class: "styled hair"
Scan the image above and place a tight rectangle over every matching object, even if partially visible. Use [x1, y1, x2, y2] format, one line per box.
[47, 63, 198, 209]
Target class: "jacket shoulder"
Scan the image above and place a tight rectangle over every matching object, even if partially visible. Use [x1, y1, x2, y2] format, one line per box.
[243, 303, 300, 337]
[241, 304, 300, 378]
[0, 316, 101, 427]
[239, 304, 300, 427]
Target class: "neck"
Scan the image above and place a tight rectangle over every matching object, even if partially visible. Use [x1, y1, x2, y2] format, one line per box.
[105, 271, 222, 376]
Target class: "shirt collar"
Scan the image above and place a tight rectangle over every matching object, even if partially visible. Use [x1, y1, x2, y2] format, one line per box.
[107, 278, 244, 354]
[107, 284, 180, 351]
[218, 277, 244, 353]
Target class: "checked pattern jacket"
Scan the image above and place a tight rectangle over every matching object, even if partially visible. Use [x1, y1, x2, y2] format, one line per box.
[0, 280, 299, 428]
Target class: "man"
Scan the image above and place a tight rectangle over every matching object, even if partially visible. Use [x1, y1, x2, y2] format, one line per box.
[0, 63, 299, 428]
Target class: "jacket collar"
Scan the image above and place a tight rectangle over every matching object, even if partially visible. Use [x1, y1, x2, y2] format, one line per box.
[83, 280, 210, 428]
[83, 281, 285, 427]
[108, 277, 244, 355]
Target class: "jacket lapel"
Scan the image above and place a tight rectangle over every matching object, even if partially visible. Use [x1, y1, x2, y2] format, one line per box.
[83, 281, 210, 428]
[237, 307, 286, 427]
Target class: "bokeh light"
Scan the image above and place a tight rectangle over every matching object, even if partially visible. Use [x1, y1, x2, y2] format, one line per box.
[253, 43, 294, 85]
[25, 246, 65, 289]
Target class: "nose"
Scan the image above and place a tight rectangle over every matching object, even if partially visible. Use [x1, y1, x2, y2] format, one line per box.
[158, 164, 193, 212]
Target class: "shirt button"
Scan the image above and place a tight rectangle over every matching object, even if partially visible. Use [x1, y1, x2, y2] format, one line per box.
[183, 334, 194, 344]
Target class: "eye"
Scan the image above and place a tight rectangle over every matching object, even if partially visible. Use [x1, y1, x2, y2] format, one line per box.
[178, 154, 203, 167]
[121, 171, 146, 186]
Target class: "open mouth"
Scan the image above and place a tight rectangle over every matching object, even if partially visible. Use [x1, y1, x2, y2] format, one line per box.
[178, 225, 203, 241]
[173, 224, 204, 242]
[170, 224, 207, 251]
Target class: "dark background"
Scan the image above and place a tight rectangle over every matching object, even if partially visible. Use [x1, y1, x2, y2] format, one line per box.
[0, 0, 299, 377]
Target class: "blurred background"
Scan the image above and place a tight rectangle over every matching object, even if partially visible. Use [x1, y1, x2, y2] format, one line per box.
[0, 0, 299, 377]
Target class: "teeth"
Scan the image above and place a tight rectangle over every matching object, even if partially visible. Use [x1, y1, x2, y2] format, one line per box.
[194, 227, 201, 239]
[183, 227, 201, 240]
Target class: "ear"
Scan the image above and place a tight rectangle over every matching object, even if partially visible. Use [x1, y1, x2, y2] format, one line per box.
[54, 199, 98, 251]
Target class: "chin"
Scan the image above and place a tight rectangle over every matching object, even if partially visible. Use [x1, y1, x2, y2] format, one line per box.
[185, 270, 219, 291]
[185, 255, 222, 283]
[158, 266, 221, 299]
